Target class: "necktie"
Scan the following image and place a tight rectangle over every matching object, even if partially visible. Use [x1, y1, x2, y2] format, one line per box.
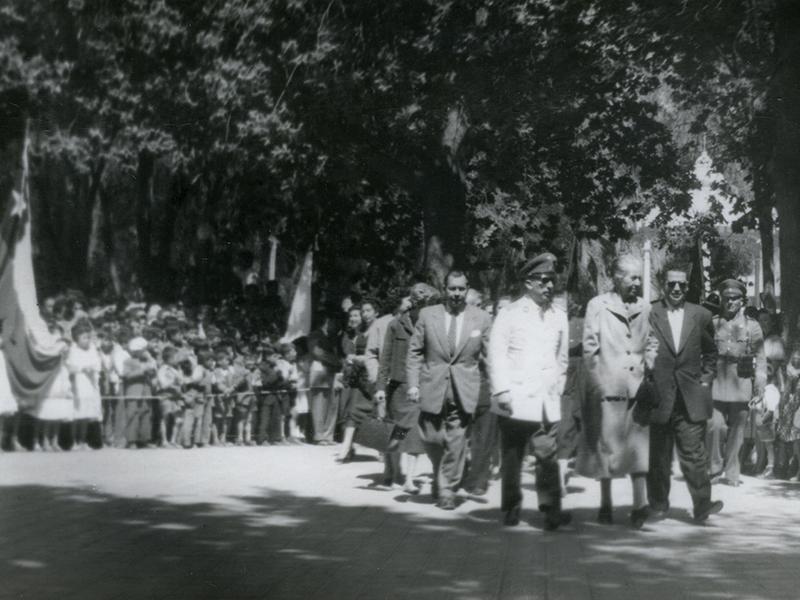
[447, 313, 458, 356]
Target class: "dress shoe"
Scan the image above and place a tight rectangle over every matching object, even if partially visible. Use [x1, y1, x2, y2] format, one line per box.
[693, 500, 723, 523]
[597, 507, 613, 524]
[438, 496, 456, 511]
[719, 477, 742, 488]
[649, 501, 669, 518]
[544, 509, 572, 531]
[503, 507, 520, 526]
[630, 506, 650, 530]
[466, 487, 487, 497]
[403, 481, 421, 495]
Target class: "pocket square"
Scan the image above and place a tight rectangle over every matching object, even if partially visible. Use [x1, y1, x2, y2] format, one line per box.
[469, 329, 481, 338]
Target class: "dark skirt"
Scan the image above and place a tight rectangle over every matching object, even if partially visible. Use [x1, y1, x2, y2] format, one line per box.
[386, 380, 425, 455]
[341, 385, 374, 428]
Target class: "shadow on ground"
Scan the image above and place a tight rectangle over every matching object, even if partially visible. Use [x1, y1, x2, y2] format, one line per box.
[2, 479, 799, 600]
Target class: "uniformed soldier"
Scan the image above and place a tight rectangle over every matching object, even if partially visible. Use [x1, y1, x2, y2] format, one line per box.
[488, 252, 571, 529]
[707, 279, 767, 487]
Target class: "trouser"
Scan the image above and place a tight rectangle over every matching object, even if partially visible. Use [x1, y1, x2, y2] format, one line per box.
[499, 417, 561, 513]
[310, 386, 337, 443]
[180, 401, 206, 447]
[258, 395, 284, 444]
[125, 398, 152, 445]
[647, 394, 711, 513]
[463, 403, 498, 492]
[707, 400, 749, 483]
[419, 402, 471, 500]
[198, 398, 213, 446]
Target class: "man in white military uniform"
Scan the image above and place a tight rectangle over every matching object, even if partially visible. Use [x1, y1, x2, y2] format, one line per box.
[489, 252, 571, 529]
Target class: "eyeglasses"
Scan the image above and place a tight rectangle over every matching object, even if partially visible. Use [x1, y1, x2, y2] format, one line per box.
[532, 276, 555, 285]
[666, 281, 687, 289]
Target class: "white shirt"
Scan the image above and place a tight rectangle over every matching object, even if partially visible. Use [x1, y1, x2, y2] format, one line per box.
[443, 309, 465, 350]
[667, 306, 684, 349]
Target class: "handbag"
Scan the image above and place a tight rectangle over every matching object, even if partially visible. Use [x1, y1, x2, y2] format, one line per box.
[353, 416, 397, 453]
[630, 375, 659, 426]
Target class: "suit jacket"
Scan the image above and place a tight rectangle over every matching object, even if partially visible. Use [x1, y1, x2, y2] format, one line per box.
[583, 292, 658, 400]
[649, 300, 717, 424]
[377, 313, 415, 390]
[406, 304, 492, 415]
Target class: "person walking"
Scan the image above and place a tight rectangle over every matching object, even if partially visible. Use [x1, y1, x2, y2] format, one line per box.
[577, 254, 659, 528]
[706, 279, 766, 487]
[489, 252, 571, 529]
[407, 270, 492, 510]
[646, 268, 723, 523]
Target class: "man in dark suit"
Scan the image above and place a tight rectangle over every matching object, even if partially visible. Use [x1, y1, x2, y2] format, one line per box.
[647, 268, 723, 523]
[407, 270, 492, 510]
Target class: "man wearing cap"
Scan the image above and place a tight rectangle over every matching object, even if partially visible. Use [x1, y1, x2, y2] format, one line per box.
[489, 252, 571, 529]
[707, 279, 766, 487]
[407, 270, 492, 510]
[647, 268, 723, 522]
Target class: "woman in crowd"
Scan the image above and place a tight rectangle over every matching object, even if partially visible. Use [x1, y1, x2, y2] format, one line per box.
[28, 324, 74, 451]
[778, 346, 800, 481]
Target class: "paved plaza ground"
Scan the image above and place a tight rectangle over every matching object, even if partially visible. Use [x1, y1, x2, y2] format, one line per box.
[2, 444, 799, 600]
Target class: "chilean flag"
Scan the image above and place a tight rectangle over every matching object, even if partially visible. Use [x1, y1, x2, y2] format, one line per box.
[0, 132, 63, 408]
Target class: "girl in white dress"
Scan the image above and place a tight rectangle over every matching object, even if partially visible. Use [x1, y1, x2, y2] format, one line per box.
[28, 323, 73, 451]
[67, 321, 102, 450]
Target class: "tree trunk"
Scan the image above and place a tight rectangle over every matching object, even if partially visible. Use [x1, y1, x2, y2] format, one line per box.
[136, 150, 155, 295]
[772, 0, 800, 343]
[421, 161, 468, 287]
[98, 185, 122, 296]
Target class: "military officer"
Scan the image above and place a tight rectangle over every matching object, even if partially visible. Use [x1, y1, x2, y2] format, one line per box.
[706, 279, 766, 487]
[488, 252, 571, 529]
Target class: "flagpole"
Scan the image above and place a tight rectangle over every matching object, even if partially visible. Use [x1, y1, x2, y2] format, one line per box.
[643, 240, 652, 303]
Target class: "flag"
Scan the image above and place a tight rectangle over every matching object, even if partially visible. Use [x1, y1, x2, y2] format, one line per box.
[281, 249, 313, 343]
[0, 129, 63, 408]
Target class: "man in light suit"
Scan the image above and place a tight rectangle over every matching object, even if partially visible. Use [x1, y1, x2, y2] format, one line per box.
[647, 268, 723, 523]
[489, 253, 571, 529]
[407, 270, 492, 510]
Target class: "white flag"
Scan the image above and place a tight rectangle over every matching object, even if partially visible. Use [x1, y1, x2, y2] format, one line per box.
[282, 249, 313, 342]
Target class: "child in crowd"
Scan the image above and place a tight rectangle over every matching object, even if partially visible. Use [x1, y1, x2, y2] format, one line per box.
[157, 346, 183, 448]
[292, 337, 312, 442]
[66, 320, 102, 450]
[257, 345, 285, 445]
[778, 347, 800, 481]
[753, 336, 785, 478]
[213, 352, 236, 445]
[29, 323, 73, 452]
[195, 350, 216, 446]
[121, 337, 157, 448]
[180, 353, 209, 448]
[97, 326, 128, 447]
[276, 342, 301, 443]
[238, 354, 261, 446]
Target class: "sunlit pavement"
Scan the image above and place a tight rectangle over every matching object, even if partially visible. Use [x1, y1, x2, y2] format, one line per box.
[1, 444, 799, 600]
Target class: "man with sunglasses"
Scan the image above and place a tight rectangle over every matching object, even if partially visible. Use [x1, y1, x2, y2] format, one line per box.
[706, 279, 766, 487]
[647, 269, 723, 522]
[488, 252, 571, 529]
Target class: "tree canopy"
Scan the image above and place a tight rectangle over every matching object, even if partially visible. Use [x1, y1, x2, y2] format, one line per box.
[1, 0, 797, 331]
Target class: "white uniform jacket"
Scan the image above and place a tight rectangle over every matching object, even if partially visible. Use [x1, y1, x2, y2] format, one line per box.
[488, 296, 569, 422]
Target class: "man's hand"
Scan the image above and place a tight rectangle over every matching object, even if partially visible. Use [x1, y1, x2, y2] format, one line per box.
[495, 391, 513, 415]
[407, 386, 420, 403]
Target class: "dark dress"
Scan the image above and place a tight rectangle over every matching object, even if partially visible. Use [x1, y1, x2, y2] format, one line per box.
[340, 331, 374, 428]
[378, 314, 425, 455]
